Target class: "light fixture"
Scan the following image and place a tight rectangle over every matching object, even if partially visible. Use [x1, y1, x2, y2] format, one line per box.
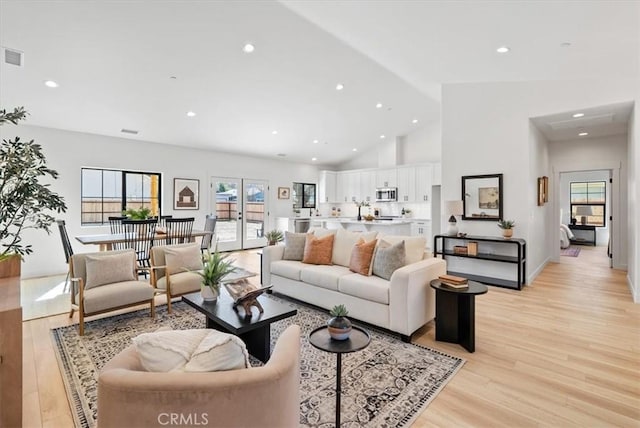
[496, 46, 510, 54]
[412, 119, 419, 124]
[44, 80, 59, 88]
[186, 111, 196, 117]
[243, 43, 255, 53]
[579, 132, 589, 136]
[313, 139, 319, 144]
[352, 148, 357, 152]
[573, 113, 584, 118]
[380, 135, 386, 139]
[272, 130, 278, 135]
[335, 83, 344, 91]
[445, 201, 464, 236]
[575, 206, 592, 225]
[311, 157, 317, 161]
[376, 103, 383, 109]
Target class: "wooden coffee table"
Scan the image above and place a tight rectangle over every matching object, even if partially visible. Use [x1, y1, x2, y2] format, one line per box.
[182, 291, 296, 363]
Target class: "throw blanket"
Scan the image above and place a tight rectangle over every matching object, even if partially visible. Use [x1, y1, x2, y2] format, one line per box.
[560, 224, 574, 249]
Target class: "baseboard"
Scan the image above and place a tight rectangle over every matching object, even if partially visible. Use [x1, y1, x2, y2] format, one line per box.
[527, 256, 550, 286]
[628, 274, 638, 303]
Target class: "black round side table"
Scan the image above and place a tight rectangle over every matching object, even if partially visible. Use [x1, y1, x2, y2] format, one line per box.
[430, 279, 488, 352]
[308, 325, 370, 427]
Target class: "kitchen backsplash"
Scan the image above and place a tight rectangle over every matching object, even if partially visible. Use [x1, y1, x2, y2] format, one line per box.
[317, 202, 431, 219]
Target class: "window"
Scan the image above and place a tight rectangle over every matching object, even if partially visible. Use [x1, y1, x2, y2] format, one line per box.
[81, 168, 162, 225]
[570, 181, 606, 227]
[292, 182, 316, 209]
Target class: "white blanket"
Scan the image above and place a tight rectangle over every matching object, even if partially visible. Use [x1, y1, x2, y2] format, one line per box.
[560, 224, 574, 249]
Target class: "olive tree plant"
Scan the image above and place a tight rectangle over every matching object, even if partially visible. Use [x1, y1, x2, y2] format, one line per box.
[0, 107, 67, 259]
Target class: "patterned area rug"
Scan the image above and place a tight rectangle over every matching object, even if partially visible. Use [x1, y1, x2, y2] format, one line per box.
[52, 297, 464, 428]
[561, 246, 581, 257]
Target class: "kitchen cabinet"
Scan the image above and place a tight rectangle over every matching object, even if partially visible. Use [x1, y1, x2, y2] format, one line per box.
[411, 220, 431, 247]
[319, 171, 337, 203]
[359, 170, 376, 203]
[432, 163, 442, 186]
[335, 172, 347, 203]
[397, 166, 416, 202]
[375, 168, 397, 188]
[415, 165, 433, 202]
[346, 171, 361, 202]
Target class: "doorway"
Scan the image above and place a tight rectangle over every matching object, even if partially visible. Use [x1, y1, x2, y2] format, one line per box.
[210, 177, 268, 251]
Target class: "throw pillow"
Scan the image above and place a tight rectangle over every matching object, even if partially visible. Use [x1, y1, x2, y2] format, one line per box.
[308, 227, 337, 238]
[349, 238, 378, 276]
[164, 244, 203, 273]
[332, 229, 378, 267]
[184, 330, 250, 372]
[85, 251, 137, 290]
[302, 233, 335, 265]
[283, 231, 308, 261]
[377, 235, 426, 264]
[372, 240, 406, 280]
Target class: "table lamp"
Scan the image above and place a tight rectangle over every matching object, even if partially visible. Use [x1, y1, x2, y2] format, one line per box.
[445, 200, 464, 235]
[575, 206, 592, 225]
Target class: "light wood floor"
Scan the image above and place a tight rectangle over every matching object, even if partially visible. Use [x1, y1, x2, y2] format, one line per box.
[22, 246, 639, 427]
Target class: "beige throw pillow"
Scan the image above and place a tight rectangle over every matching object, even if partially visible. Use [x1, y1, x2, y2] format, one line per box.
[164, 244, 203, 273]
[332, 229, 377, 267]
[302, 234, 335, 265]
[85, 251, 137, 289]
[283, 231, 308, 261]
[377, 235, 426, 265]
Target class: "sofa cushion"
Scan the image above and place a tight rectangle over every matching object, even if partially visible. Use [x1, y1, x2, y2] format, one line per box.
[372, 240, 406, 280]
[308, 227, 337, 238]
[300, 265, 350, 291]
[378, 235, 426, 265]
[271, 260, 305, 281]
[302, 234, 334, 265]
[80, 280, 154, 314]
[349, 238, 378, 276]
[283, 231, 307, 261]
[332, 229, 377, 267]
[156, 271, 202, 295]
[164, 244, 203, 273]
[338, 273, 390, 305]
[85, 251, 137, 290]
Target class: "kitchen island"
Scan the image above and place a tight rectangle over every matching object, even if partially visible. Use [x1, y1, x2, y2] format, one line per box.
[312, 217, 412, 235]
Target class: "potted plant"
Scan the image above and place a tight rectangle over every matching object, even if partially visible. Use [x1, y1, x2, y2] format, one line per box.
[327, 304, 352, 340]
[123, 206, 152, 220]
[355, 201, 369, 221]
[264, 229, 284, 246]
[0, 107, 67, 276]
[497, 219, 515, 239]
[197, 247, 237, 301]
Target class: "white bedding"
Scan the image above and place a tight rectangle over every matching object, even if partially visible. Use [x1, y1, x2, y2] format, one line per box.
[560, 224, 574, 249]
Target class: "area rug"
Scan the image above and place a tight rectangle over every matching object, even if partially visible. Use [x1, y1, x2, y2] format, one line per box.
[561, 246, 581, 257]
[52, 297, 464, 428]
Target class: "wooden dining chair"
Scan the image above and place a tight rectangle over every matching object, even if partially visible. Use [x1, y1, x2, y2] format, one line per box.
[108, 216, 128, 250]
[200, 214, 217, 255]
[122, 219, 157, 276]
[165, 217, 194, 245]
[56, 219, 74, 292]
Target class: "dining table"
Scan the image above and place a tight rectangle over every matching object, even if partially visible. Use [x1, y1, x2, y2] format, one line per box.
[75, 229, 212, 251]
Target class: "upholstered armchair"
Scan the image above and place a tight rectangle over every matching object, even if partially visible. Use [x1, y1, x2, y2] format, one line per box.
[69, 249, 155, 336]
[97, 325, 301, 428]
[150, 243, 204, 313]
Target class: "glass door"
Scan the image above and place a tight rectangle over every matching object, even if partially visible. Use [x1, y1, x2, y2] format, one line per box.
[242, 179, 268, 249]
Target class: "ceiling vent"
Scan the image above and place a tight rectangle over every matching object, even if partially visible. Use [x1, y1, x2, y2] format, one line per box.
[2, 47, 23, 67]
[549, 113, 614, 130]
[121, 128, 139, 135]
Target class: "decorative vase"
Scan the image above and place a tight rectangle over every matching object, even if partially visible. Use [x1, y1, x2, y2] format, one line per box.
[201, 285, 219, 302]
[502, 229, 513, 239]
[357, 206, 362, 221]
[327, 316, 352, 340]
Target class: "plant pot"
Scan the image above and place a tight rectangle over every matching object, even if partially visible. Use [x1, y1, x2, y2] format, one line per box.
[0, 254, 21, 278]
[201, 285, 219, 302]
[502, 229, 513, 239]
[327, 316, 352, 340]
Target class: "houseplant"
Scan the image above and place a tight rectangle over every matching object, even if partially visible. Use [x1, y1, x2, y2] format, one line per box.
[0, 106, 67, 273]
[497, 219, 515, 239]
[355, 201, 369, 221]
[264, 229, 284, 246]
[123, 206, 152, 220]
[197, 247, 237, 301]
[327, 304, 352, 340]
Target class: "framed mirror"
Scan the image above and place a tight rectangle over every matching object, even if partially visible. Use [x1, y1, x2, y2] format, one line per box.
[462, 173, 503, 220]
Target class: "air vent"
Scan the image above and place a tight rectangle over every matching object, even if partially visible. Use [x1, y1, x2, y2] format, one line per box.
[121, 128, 139, 135]
[3, 47, 23, 67]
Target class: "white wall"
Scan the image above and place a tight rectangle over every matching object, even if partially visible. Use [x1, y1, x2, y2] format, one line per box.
[1, 125, 320, 278]
[441, 78, 638, 285]
[528, 122, 552, 278]
[629, 104, 639, 302]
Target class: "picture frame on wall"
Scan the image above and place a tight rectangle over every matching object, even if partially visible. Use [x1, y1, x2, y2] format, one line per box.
[278, 187, 290, 199]
[174, 178, 199, 210]
[543, 176, 549, 203]
[537, 177, 545, 206]
[462, 173, 503, 220]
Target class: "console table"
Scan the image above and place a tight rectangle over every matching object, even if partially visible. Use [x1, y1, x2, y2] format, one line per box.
[433, 234, 526, 290]
[568, 224, 596, 246]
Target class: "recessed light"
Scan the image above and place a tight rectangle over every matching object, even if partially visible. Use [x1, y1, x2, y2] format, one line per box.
[272, 130, 278, 135]
[336, 83, 344, 91]
[44, 80, 59, 88]
[572, 113, 584, 118]
[496, 46, 510, 54]
[579, 132, 589, 136]
[311, 157, 317, 161]
[412, 119, 419, 124]
[243, 43, 255, 53]
[352, 148, 357, 152]
[313, 139, 319, 144]
[380, 135, 386, 139]
[376, 103, 383, 109]
[186, 111, 196, 117]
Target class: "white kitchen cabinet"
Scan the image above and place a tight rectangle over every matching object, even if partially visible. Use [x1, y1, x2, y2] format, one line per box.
[335, 172, 347, 203]
[318, 170, 337, 203]
[397, 166, 416, 202]
[359, 170, 376, 203]
[411, 220, 431, 248]
[375, 168, 397, 188]
[415, 165, 433, 203]
[432, 163, 442, 186]
[346, 171, 361, 202]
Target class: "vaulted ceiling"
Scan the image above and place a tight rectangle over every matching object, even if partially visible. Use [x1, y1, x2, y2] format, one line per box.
[1, 1, 637, 166]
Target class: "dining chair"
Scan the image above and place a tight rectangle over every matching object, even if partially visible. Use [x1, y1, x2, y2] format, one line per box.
[158, 215, 172, 230]
[165, 217, 195, 245]
[108, 216, 128, 250]
[122, 219, 157, 276]
[200, 214, 217, 255]
[56, 219, 73, 292]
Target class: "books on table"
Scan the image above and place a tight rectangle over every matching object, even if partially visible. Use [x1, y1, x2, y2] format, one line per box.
[438, 274, 469, 289]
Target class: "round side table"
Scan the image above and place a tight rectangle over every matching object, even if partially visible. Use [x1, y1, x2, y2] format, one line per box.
[308, 325, 370, 427]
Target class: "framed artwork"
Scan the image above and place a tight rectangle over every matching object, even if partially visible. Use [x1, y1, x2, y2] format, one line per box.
[278, 187, 290, 199]
[462, 173, 503, 220]
[174, 178, 199, 210]
[543, 176, 549, 203]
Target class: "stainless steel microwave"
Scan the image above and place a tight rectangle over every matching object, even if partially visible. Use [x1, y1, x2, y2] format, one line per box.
[376, 187, 397, 202]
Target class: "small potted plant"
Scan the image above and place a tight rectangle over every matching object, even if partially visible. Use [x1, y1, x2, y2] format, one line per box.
[123, 206, 152, 220]
[497, 219, 515, 239]
[197, 247, 236, 302]
[264, 229, 284, 246]
[327, 304, 352, 340]
[355, 201, 370, 221]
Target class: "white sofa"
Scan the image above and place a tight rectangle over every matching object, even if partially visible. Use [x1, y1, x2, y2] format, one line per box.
[261, 230, 446, 341]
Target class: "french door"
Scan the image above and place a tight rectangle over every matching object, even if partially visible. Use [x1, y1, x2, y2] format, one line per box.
[210, 177, 268, 251]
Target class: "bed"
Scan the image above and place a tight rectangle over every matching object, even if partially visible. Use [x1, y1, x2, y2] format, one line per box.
[560, 224, 574, 249]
